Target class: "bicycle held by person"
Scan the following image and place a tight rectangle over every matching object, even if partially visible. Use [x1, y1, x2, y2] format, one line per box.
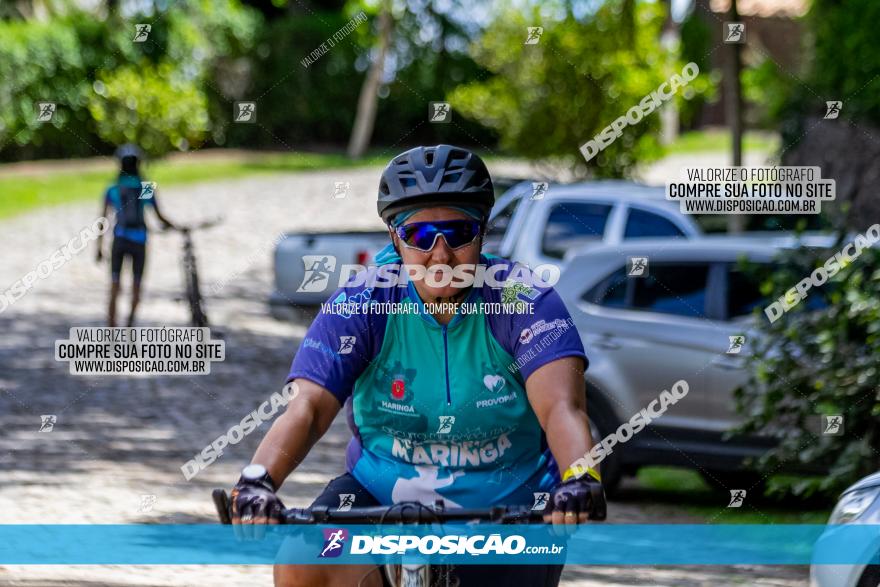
[169, 218, 221, 328]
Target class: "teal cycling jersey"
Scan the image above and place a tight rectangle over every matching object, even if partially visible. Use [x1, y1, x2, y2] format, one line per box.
[104, 174, 154, 244]
[287, 255, 588, 508]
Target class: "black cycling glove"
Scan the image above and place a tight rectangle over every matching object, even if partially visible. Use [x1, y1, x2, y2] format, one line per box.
[550, 473, 607, 521]
[231, 470, 285, 522]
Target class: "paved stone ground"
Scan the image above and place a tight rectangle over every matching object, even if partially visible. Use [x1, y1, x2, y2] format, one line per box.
[0, 164, 807, 586]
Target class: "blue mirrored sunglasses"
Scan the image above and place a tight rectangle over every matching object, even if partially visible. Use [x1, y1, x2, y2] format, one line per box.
[394, 220, 482, 252]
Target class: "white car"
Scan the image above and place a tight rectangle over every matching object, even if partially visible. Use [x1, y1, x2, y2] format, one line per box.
[270, 179, 702, 309]
[811, 471, 880, 587]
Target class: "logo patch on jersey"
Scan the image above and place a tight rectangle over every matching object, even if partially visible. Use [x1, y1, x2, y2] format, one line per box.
[482, 374, 506, 393]
[519, 328, 533, 344]
[391, 378, 405, 399]
[501, 279, 540, 311]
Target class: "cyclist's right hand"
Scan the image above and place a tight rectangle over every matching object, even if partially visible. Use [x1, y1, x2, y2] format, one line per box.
[231, 464, 285, 539]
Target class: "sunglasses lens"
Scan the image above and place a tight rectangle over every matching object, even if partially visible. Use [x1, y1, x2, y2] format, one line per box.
[399, 220, 480, 251]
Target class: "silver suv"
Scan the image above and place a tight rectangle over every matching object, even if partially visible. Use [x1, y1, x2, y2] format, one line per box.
[556, 236, 833, 492]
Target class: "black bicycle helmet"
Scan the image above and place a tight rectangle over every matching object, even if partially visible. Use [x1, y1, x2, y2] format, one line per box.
[377, 145, 494, 224]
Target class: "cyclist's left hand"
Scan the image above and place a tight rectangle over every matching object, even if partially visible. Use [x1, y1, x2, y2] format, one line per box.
[543, 475, 606, 526]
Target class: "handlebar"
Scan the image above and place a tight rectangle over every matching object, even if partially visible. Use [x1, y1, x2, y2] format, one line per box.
[170, 218, 223, 233]
[212, 489, 546, 525]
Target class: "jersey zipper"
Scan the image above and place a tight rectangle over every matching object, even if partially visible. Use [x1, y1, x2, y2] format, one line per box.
[442, 324, 451, 405]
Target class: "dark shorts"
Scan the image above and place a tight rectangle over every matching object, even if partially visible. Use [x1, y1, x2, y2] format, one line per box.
[111, 238, 146, 284]
[311, 473, 564, 587]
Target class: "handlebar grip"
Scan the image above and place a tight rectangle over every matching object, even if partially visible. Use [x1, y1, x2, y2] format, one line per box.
[589, 485, 607, 521]
[213, 489, 232, 525]
[282, 508, 316, 525]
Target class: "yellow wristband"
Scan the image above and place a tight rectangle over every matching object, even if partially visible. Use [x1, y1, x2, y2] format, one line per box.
[562, 465, 601, 483]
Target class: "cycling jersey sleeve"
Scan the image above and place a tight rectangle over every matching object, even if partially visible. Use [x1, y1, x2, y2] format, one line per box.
[287, 282, 388, 405]
[484, 259, 588, 382]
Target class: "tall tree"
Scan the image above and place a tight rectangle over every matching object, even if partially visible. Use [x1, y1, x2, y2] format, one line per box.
[725, 0, 744, 233]
[347, 0, 393, 158]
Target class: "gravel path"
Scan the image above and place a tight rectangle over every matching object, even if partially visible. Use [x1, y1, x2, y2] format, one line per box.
[0, 165, 807, 586]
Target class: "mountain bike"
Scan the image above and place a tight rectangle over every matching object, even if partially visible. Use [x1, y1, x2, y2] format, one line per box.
[173, 219, 221, 328]
[212, 489, 547, 587]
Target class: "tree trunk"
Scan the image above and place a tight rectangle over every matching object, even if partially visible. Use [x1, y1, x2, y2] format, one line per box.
[347, 0, 393, 159]
[659, 0, 680, 146]
[725, 0, 745, 233]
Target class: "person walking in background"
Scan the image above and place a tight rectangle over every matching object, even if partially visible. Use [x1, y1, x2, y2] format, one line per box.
[96, 144, 176, 326]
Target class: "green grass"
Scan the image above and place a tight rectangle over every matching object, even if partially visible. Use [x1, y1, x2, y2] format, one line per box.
[0, 151, 388, 220]
[636, 466, 832, 524]
[666, 129, 781, 155]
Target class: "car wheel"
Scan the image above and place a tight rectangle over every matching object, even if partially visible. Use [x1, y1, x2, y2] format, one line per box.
[857, 565, 880, 587]
[700, 470, 767, 496]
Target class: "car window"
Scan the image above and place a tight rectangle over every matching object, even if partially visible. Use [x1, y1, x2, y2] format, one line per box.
[727, 262, 829, 319]
[583, 267, 629, 308]
[727, 267, 769, 319]
[624, 208, 686, 239]
[631, 263, 710, 317]
[542, 202, 612, 259]
[486, 196, 520, 239]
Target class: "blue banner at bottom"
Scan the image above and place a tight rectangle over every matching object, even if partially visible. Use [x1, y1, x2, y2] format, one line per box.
[0, 524, 878, 565]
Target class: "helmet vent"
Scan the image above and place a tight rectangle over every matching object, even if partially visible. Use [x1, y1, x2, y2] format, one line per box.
[425, 151, 434, 165]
